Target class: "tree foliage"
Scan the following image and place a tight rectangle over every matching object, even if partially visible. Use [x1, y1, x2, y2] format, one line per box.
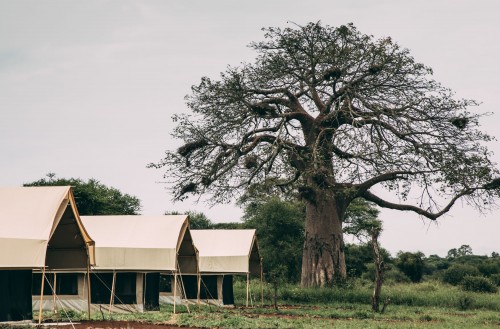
[442, 264, 481, 285]
[243, 197, 305, 283]
[152, 21, 498, 216]
[396, 251, 425, 283]
[165, 210, 215, 229]
[24, 174, 141, 215]
[447, 245, 473, 259]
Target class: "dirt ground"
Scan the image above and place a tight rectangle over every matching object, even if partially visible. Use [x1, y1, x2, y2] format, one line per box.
[46, 321, 206, 329]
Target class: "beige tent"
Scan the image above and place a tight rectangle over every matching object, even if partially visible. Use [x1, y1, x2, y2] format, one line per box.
[192, 230, 261, 275]
[182, 229, 262, 306]
[0, 186, 94, 322]
[76, 215, 197, 313]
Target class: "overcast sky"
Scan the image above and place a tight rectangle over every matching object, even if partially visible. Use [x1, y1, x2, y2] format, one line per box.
[1, 0, 499, 257]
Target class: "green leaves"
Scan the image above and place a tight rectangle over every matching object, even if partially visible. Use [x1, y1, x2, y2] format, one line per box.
[24, 174, 141, 215]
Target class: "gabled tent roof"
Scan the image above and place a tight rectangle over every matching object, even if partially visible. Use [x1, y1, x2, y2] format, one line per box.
[0, 186, 94, 269]
[81, 215, 195, 271]
[191, 229, 261, 275]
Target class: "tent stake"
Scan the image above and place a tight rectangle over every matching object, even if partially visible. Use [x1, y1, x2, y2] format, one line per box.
[38, 267, 46, 324]
[109, 271, 116, 315]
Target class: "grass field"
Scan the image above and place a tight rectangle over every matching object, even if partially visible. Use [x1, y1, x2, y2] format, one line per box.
[30, 279, 500, 329]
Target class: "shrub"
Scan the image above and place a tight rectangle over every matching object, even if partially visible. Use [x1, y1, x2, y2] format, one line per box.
[442, 264, 480, 285]
[460, 276, 498, 293]
[384, 267, 411, 284]
[489, 273, 500, 286]
[396, 252, 425, 283]
[457, 294, 474, 310]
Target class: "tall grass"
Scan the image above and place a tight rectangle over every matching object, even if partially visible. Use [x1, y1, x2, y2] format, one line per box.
[233, 279, 500, 311]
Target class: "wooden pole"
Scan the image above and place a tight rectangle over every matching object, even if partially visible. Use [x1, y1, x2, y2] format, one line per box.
[87, 260, 91, 320]
[173, 272, 177, 314]
[143, 273, 147, 310]
[53, 272, 57, 314]
[197, 273, 201, 306]
[109, 271, 116, 315]
[260, 259, 264, 307]
[246, 272, 249, 307]
[38, 267, 46, 324]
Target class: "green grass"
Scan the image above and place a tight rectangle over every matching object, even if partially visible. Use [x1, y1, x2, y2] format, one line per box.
[26, 280, 500, 329]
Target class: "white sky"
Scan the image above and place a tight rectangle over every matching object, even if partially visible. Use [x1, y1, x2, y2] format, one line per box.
[1, 0, 499, 257]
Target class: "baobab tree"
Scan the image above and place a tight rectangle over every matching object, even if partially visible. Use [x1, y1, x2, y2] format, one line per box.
[151, 22, 500, 287]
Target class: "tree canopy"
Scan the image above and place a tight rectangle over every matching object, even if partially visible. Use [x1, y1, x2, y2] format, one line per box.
[24, 174, 141, 215]
[152, 22, 500, 286]
[153, 22, 498, 213]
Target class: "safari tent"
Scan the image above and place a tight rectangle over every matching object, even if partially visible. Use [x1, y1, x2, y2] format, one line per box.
[0, 186, 94, 322]
[47, 215, 198, 313]
[162, 229, 261, 307]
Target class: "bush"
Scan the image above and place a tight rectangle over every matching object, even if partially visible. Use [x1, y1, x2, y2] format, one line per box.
[489, 273, 500, 286]
[460, 276, 498, 293]
[384, 267, 411, 284]
[457, 294, 474, 310]
[442, 264, 480, 285]
[396, 252, 425, 283]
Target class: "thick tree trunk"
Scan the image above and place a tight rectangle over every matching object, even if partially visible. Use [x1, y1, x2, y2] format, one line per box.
[301, 192, 347, 287]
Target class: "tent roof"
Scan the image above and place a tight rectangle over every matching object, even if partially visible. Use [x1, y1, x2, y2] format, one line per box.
[0, 186, 94, 269]
[191, 229, 261, 274]
[81, 215, 191, 271]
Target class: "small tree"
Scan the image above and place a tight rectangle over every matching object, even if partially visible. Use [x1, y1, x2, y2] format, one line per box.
[243, 197, 304, 283]
[343, 199, 385, 311]
[24, 174, 141, 215]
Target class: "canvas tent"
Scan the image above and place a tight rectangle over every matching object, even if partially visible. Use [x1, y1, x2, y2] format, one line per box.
[39, 215, 198, 313]
[0, 186, 94, 322]
[166, 229, 261, 307]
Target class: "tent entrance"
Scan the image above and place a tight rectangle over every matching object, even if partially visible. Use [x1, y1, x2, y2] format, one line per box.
[0, 270, 32, 321]
[222, 275, 234, 305]
[143, 273, 160, 311]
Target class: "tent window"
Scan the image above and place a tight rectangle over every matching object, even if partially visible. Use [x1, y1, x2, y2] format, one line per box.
[57, 273, 78, 295]
[180, 275, 219, 300]
[115, 272, 136, 304]
[200, 275, 218, 300]
[159, 274, 172, 293]
[91, 273, 136, 304]
[32, 273, 78, 296]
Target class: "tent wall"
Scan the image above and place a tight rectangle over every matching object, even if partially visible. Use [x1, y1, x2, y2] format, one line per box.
[33, 272, 161, 313]
[159, 274, 236, 307]
[0, 270, 32, 322]
[33, 274, 88, 312]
